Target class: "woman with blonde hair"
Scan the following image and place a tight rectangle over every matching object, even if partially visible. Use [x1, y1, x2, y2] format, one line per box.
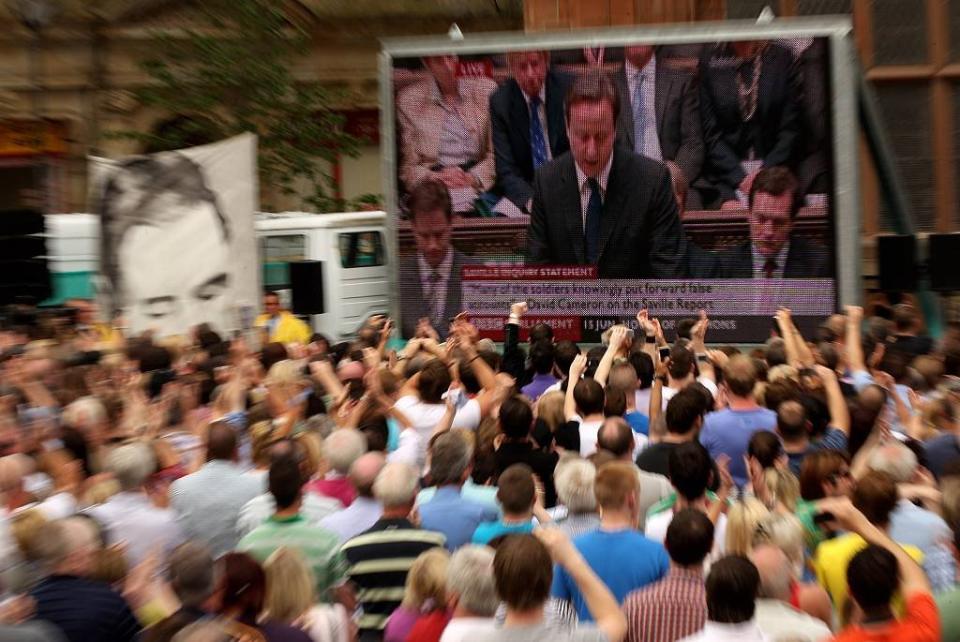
[725, 496, 770, 556]
[262, 547, 351, 642]
[761, 467, 801, 512]
[533, 391, 565, 448]
[383, 548, 449, 642]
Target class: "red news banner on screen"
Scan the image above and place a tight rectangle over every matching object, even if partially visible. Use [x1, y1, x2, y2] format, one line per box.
[463, 266, 835, 343]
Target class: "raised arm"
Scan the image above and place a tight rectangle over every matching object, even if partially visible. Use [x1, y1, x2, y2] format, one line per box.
[595, 326, 628, 387]
[817, 496, 930, 599]
[688, 310, 715, 383]
[636, 309, 662, 365]
[535, 527, 627, 642]
[310, 359, 345, 400]
[564, 353, 587, 422]
[501, 302, 528, 383]
[845, 305, 865, 373]
[815, 364, 849, 436]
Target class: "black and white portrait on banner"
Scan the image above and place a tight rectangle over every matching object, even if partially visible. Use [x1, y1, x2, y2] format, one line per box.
[90, 134, 259, 337]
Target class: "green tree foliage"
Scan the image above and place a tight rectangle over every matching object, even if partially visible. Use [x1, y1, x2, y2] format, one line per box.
[112, 0, 360, 211]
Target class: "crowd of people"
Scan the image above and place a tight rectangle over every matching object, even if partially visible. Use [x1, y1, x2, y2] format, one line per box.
[0, 294, 955, 642]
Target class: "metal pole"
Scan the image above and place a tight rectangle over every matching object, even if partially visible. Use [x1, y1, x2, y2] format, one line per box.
[858, 58, 941, 337]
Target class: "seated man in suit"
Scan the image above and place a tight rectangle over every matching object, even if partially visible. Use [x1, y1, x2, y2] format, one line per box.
[400, 179, 476, 338]
[489, 50, 572, 213]
[612, 44, 704, 197]
[526, 74, 687, 278]
[396, 55, 498, 212]
[716, 166, 830, 278]
[697, 40, 801, 209]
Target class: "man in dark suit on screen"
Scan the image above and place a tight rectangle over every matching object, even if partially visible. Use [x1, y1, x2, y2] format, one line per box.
[526, 74, 687, 278]
[716, 166, 830, 279]
[489, 50, 573, 213]
[400, 180, 476, 338]
[612, 45, 704, 193]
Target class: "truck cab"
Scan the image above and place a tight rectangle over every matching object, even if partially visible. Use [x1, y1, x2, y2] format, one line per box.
[256, 211, 391, 340]
[45, 211, 392, 341]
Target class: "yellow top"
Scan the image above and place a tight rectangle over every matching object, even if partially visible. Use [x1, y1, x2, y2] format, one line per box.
[254, 311, 312, 345]
[813, 532, 924, 625]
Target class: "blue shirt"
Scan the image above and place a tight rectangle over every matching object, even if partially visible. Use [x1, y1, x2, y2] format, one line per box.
[472, 519, 534, 545]
[417, 480, 500, 514]
[418, 486, 499, 551]
[551, 528, 669, 621]
[889, 498, 956, 593]
[700, 407, 776, 487]
[785, 427, 849, 477]
[625, 411, 649, 436]
[924, 432, 960, 479]
[521, 373, 560, 402]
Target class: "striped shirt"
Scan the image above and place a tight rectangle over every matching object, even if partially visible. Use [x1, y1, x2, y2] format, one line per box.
[238, 514, 346, 600]
[623, 566, 707, 642]
[30, 574, 141, 642]
[340, 518, 446, 634]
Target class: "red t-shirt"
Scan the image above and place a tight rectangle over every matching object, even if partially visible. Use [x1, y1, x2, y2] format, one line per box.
[404, 610, 450, 642]
[830, 593, 940, 642]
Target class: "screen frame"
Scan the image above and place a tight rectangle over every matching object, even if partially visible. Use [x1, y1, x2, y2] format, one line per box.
[379, 16, 860, 342]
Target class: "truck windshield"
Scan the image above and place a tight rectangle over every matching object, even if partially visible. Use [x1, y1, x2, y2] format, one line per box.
[339, 231, 384, 268]
[261, 234, 307, 288]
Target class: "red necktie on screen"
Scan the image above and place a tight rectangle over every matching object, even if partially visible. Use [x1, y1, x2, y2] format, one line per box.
[763, 258, 778, 279]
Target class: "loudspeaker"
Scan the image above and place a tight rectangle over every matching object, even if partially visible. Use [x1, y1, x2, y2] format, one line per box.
[0, 209, 50, 305]
[289, 261, 325, 315]
[876, 234, 917, 293]
[929, 233, 960, 292]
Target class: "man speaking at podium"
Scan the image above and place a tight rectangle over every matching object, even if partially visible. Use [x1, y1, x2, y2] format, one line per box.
[526, 74, 687, 279]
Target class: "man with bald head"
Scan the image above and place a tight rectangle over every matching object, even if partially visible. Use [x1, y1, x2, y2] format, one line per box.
[594, 417, 672, 531]
[319, 451, 386, 542]
[170, 422, 263, 556]
[597, 416, 647, 462]
[750, 544, 831, 641]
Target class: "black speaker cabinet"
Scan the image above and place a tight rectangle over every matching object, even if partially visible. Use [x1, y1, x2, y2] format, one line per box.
[876, 234, 917, 293]
[929, 233, 960, 292]
[289, 261, 325, 315]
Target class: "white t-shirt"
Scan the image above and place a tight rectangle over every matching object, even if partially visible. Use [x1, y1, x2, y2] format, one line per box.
[394, 395, 447, 464]
[451, 397, 482, 430]
[635, 388, 652, 417]
[661, 377, 719, 410]
[387, 428, 422, 468]
[578, 419, 604, 457]
[645, 509, 727, 567]
[440, 617, 497, 642]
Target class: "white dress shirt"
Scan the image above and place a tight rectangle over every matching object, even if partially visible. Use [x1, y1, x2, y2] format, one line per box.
[678, 618, 770, 642]
[574, 155, 614, 230]
[317, 496, 383, 543]
[236, 491, 342, 538]
[87, 491, 186, 566]
[625, 56, 663, 161]
[754, 599, 831, 642]
[522, 86, 552, 162]
[418, 250, 454, 327]
[440, 617, 497, 642]
[169, 460, 264, 557]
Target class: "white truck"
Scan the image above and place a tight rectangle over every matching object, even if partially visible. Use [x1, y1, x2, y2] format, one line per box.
[44, 211, 392, 340]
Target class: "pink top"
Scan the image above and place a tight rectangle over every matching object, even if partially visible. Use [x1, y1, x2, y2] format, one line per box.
[305, 475, 356, 507]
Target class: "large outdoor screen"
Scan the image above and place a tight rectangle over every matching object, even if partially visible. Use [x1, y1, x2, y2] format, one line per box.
[386, 32, 843, 343]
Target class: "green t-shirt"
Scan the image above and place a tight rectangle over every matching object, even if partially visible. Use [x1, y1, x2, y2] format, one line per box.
[237, 514, 346, 600]
[936, 586, 960, 642]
